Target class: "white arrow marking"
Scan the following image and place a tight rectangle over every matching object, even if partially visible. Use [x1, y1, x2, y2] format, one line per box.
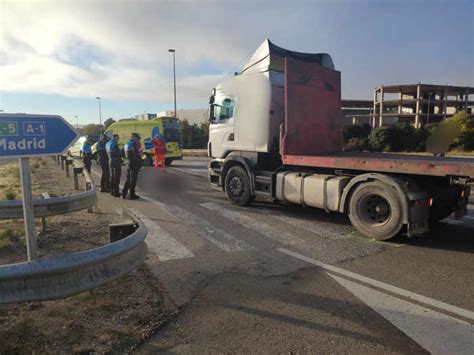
[129, 208, 195, 261]
[277, 248, 474, 321]
[329, 274, 474, 355]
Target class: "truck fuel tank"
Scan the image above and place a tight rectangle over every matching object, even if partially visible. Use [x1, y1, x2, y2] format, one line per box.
[276, 172, 351, 211]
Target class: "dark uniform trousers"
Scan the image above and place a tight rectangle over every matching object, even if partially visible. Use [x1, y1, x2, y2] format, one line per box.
[83, 153, 92, 173]
[122, 163, 139, 197]
[110, 160, 122, 196]
[100, 160, 111, 191]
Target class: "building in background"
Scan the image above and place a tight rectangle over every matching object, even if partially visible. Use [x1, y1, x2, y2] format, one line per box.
[135, 113, 157, 120]
[372, 84, 473, 128]
[341, 100, 373, 126]
[157, 109, 207, 126]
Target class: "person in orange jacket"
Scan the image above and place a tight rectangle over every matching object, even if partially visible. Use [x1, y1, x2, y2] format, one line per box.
[152, 134, 167, 171]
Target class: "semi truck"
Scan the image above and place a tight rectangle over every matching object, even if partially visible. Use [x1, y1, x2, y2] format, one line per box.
[207, 39, 474, 240]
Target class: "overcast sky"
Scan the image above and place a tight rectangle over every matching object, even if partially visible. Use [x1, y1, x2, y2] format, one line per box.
[1, 0, 473, 125]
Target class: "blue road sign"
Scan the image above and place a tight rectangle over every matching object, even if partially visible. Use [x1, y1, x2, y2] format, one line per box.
[0, 114, 79, 159]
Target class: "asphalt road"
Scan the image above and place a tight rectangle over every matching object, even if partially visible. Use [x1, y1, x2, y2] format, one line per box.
[91, 157, 474, 354]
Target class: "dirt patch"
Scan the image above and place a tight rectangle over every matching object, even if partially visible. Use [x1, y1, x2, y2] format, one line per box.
[0, 265, 171, 353]
[0, 158, 172, 353]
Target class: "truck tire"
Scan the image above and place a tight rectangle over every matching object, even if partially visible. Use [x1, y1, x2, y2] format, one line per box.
[348, 181, 403, 240]
[225, 165, 253, 206]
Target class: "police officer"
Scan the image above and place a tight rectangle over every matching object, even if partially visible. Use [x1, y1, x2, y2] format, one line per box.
[122, 133, 141, 200]
[81, 136, 93, 173]
[96, 134, 110, 192]
[106, 134, 122, 197]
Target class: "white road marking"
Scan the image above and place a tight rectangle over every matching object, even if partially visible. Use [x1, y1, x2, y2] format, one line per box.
[330, 274, 474, 355]
[129, 208, 195, 261]
[142, 197, 255, 252]
[91, 169, 101, 178]
[256, 206, 352, 240]
[199, 202, 305, 245]
[443, 219, 470, 227]
[277, 248, 474, 321]
[171, 167, 207, 178]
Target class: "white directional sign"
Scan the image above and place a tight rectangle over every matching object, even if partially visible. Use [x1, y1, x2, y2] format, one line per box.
[0, 113, 78, 160]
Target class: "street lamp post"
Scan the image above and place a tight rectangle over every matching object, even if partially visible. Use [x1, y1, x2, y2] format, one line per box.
[168, 49, 177, 117]
[96, 97, 102, 134]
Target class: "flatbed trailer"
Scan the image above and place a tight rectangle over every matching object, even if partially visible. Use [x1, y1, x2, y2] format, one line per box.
[207, 40, 473, 240]
[282, 152, 474, 178]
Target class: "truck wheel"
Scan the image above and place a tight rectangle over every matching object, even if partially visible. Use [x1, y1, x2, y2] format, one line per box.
[348, 181, 403, 240]
[225, 166, 253, 206]
[165, 158, 172, 166]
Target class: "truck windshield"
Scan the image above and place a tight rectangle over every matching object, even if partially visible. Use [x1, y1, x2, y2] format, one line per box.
[213, 95, 235, 123]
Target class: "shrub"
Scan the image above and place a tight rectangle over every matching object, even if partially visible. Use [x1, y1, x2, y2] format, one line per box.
[448, 112, 474, 151]
[343, 137, 369, 152]
[4, 190, 17, 200]
[0, 229, 15, 248]
[343, 124, 372, 143]
[368, 122, 428, 152]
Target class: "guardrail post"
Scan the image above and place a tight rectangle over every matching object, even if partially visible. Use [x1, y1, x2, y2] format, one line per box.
[40, 192, 51, 233]
[109, 222, 136, 242]
[41, 217, 47, 233]
[73, 167, 82, 190]
[85, 179, 93, 213]
[65, 159, 72, 177]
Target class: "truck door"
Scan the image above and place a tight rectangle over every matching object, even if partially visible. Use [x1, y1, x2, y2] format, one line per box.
[209, 93, 236, 158]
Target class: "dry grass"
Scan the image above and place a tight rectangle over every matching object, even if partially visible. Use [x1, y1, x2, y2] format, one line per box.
[182, 149, 208, 157]
[0, 158, 171, 353]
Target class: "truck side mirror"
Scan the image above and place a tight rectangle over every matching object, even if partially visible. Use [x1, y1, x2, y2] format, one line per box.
[208, 104, 215, 123]
[208, 88, 216, 123]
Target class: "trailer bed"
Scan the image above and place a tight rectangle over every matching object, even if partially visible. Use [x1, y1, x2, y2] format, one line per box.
[282, 153, 474, 179]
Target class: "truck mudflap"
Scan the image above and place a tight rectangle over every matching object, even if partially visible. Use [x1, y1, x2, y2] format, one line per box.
[407, 194, 431, 237]
[454, 184, 470, 219]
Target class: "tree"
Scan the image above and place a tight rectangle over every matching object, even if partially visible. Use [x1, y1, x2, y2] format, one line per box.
[179, 119, 208, 149]
[369, 122, 429, 152]
[181, 119, 192, 148]
[343, 123, 371, 143]
[448, 112, 474, 151]
[80, 124, 103, 137]
[104, 118, 116, 130]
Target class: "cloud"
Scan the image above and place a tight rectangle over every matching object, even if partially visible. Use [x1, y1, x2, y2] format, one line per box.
[1, 0, 472, 107]
[54, 35, 112, 71]
[0, 0, 249, 104]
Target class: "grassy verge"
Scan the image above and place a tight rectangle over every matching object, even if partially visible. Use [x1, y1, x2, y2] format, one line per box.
[182, 149, 208, 157]
[0, 159, 47, 252]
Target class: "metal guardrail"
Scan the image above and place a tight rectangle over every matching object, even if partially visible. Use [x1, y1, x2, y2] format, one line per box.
[0, 209, 148, 303]
[0, 157, 96, 220]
